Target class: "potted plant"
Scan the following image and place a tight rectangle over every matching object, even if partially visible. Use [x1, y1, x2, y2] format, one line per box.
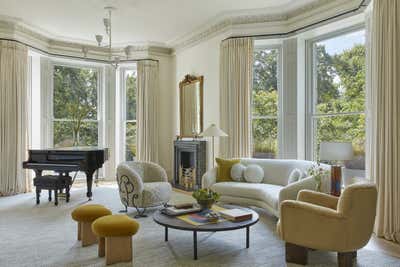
[192, 188, 220, 210]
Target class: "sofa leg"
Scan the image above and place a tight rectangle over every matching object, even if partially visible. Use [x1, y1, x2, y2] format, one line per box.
[338, 251, 356, 267]
[285, 242, 307, 265]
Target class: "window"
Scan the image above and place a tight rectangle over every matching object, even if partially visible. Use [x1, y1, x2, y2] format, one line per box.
[52, 65, 100, 147]
[121, 68, 137, 161]
[252, 48, 280, 158]
[309, 29, 366, 171]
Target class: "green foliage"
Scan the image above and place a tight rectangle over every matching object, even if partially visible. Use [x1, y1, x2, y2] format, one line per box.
[53, 66, 98, 147]
[125, 71, 137, 160]
[192, 188, 220, 201]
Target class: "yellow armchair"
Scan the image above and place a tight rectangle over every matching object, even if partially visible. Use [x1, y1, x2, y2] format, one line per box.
[277, 183, 377, 267]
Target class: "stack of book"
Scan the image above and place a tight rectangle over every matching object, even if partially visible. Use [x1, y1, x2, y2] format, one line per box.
[161, 203, 201, 216]
[219, 208, 253, 222]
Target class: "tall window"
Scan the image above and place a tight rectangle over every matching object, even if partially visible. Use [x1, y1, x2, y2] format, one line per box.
[122, 69, 137, 160]
[252, 48, 279, 158]
[53, 65, 99, 147]
[310, 29, 366, 171]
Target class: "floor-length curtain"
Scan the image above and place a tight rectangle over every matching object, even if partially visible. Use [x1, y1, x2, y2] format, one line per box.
[368, 0, 400, 243]
[220, 38, 253, 158]
[0, 40, 29, 195]
[136, 60, 159, 163]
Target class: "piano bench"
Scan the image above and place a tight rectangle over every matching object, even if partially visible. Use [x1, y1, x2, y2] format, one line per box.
[33, 175, 72, 206]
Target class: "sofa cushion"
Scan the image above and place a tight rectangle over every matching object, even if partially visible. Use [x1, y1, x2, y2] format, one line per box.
[231, 163, 246, 182]
[288, 168, 302, 184]
[244, 164, 264, 183]
[216, 158, 240, 182]
[240, 158, 315, 186]
[211, 182, 283, 210]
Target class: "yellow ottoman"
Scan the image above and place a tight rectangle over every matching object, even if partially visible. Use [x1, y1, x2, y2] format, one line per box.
[92, 215, 140, 265]
[71, 204, 112, 247]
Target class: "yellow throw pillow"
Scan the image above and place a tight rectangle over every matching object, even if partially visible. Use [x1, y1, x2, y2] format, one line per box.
[216, 158, 240, 182]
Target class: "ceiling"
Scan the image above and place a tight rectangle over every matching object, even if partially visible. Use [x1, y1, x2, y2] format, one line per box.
[0, 0, 325, 47]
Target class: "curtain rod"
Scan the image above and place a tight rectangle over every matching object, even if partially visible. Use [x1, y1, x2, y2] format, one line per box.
[0, 37, 159, 64]
[223, 0, 369, 41]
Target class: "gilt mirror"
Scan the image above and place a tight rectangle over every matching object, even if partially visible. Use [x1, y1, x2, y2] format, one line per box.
[179, 75, 204, 137]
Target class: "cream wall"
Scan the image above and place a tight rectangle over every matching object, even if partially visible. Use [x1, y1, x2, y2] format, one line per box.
[174, 33, 226, 169]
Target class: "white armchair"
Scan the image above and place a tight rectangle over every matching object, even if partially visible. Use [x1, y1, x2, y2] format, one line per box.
[116, 161, 172, 218]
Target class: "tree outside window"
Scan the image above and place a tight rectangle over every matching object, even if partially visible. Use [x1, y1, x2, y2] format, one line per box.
[53, 65, 98, 147]
[124, 70, 137, 161]
[252, 48, 279, 158]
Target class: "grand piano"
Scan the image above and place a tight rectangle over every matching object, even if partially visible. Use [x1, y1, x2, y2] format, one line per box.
[23, 147, 109, 200]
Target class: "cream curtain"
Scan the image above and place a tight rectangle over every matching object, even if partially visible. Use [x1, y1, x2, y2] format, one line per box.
[220, 38, 253, 158]
[136, 60, 159, 163]
[0, 40, 29, 196]
[368, 0, 400, 243]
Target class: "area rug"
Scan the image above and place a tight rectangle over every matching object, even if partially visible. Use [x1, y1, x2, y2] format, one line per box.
[0, 184, 399, 267]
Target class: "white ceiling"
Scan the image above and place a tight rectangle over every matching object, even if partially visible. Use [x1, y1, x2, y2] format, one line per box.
[0, 0, 321, 47]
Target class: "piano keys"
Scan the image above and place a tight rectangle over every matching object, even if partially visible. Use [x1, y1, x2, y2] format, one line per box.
[23, 147, 109, 200]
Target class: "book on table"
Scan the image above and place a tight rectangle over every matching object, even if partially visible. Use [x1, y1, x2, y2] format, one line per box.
[218, 208, 253, 222]
[161, 204, 201, 216]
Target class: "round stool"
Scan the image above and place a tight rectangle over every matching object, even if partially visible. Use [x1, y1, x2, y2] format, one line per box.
[71, 204, 112, 247]
[92, 215, 140, 265]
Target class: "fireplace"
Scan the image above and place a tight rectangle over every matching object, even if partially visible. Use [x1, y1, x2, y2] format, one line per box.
[174, 140, 206, 191]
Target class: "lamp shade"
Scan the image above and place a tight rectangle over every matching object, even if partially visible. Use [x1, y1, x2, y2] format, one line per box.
[200, 124, 228, 137]
[319, 142, 354, 161]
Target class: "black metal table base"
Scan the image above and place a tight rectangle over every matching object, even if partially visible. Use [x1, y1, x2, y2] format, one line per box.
[163, 226, 251, 260]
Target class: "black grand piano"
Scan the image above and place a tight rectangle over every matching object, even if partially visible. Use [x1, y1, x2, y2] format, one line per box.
[23, 147, 109, 200]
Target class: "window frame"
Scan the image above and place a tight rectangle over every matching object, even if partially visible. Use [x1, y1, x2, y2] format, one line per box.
[119, 65, 137, 162]
[251, 44, 283, 159]
[305, 24, 366, 161]
[48, 60, 104, 148]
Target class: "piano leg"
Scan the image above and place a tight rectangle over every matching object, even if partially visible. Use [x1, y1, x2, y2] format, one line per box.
[85, 170, 95, 200]
[34, 170, 42, 178]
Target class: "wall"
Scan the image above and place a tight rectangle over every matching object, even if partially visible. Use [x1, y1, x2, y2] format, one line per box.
[174, 33, 226, 169]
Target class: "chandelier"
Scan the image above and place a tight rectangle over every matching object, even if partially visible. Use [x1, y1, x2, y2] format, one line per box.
[90, 6, 131, 68]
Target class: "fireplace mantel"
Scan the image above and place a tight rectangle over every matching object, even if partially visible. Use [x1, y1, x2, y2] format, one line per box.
[174, 140, 207, 191]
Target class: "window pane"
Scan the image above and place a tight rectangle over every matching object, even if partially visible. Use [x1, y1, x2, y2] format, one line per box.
[125, 121, 136, 161]
[53, 121, 98, 147]
[252, 118, 278, 159]
[53, 65, 98, 119]
[126, 70, 137, 121]
[315, 30, 365, 114]
[253, 49, 278, 116]
[314, 114, 365, 170]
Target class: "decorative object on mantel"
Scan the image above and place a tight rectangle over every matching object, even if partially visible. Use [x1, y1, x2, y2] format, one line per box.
[81, 6, 132, 68]
[174, 140, 206, 191]
[200, 124, 228, 168]
[179, 75, 204, 138]
[319, 142, 353, 196]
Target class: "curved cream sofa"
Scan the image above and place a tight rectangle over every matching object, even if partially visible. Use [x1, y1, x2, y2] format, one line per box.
[202, 158, 330, 217]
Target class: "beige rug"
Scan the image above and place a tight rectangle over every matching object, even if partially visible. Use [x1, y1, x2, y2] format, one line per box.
[0, 184, 399, 267]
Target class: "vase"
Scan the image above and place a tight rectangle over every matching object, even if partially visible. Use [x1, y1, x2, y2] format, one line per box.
[72, 130, 80, 147]
[315, 180, 322, 192]
[197, 198, 215, 210]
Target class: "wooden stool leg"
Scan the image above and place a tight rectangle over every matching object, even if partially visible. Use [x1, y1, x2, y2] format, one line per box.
[338, 251, 356, 267]
[285, 242, 308, 265]
[81, 221, 98, 246]
[77, 222, 81, 241]
[105, 236, 132, 265]
[98, 237, 105, 257]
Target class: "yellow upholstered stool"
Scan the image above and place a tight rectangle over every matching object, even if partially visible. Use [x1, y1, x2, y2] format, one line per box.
[71, 204, 112, 247]
[92, 215, 140, 265]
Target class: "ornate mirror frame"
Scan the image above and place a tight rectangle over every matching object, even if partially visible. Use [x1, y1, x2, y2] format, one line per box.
[179, 74, 204, 138]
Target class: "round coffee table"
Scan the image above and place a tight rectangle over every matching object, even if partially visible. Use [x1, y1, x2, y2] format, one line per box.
[153, 205, 259, 260]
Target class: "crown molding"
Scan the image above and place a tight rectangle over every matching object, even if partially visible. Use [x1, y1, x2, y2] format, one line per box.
[170, 0, 365, 52]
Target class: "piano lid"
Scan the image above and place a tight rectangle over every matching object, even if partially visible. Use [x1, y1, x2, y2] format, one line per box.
[29, 146, 108, 152]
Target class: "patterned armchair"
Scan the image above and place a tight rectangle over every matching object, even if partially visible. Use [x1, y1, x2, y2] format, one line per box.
[116, 161, 172, 218]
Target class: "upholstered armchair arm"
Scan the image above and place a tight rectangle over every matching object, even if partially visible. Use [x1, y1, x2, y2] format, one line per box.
[279, 176, 316, 205]
[298, 190, 339, 210]
[279, 200, 346, 250]
[116, 163, 144, 196]
[202, 167, 217, 188]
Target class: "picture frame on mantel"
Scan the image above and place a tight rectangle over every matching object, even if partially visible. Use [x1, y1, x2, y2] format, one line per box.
[179, 75, 204, 138]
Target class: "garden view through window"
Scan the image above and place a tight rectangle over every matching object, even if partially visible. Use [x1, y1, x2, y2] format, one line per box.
[252, 48, 279, 158]
[124, 69, 137, 161]
[53, 65, 99, 148]
[312, 29, 366, 171]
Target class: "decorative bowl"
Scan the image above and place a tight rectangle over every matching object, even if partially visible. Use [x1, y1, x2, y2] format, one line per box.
[197, 198, 215, 210]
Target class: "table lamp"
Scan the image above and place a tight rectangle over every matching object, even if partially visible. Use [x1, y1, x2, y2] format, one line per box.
[319, 142, 354, 196]
[200, 124, 228, 168]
